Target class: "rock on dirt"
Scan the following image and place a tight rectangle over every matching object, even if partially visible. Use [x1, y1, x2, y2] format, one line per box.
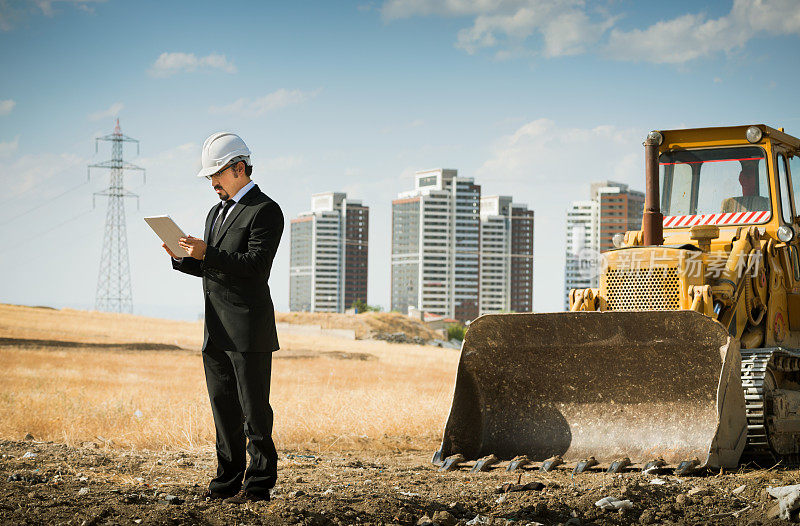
[0, 439, 795, 525]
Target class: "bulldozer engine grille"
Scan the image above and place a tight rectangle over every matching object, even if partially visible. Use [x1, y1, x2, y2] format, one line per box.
[606, 267, 680, 311]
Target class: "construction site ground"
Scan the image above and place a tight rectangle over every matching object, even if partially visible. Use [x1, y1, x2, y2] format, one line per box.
[2, 304, 799, 525]
[2, 438, 799, 525]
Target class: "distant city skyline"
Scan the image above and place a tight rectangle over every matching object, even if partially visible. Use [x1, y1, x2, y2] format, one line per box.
[1, 1, 799, 319]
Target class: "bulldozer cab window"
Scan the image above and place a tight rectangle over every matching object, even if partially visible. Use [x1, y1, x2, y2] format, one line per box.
[777, 153, 793, 223]
[660, 147, 770, 219]
[789, 154, 800, 222]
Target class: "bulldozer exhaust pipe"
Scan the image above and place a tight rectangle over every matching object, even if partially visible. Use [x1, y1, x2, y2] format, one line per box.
[642, 133, 664, 246]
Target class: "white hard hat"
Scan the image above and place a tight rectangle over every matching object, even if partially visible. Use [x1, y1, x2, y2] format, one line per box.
[196, 132, 252, 178]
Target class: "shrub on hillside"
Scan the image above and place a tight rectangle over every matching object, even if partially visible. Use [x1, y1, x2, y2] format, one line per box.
[351, 299, 382, 313]
[446, 324, 466, 341]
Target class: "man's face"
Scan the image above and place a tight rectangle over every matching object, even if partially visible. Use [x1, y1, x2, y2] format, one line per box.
[210, 165, 235, 200]
[739, 165, 758, 197]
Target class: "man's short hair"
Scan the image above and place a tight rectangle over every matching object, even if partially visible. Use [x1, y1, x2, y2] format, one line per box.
[230, 155, 253, 177]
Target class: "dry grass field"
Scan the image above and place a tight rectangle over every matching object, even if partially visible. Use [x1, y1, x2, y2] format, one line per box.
[0, 304, 459, 453]
[275, 310, 444, 340]
[1, 305, 792, 525]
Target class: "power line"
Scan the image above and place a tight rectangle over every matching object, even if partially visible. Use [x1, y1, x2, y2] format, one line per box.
[0, 208, 93, 256]
[0, 179, 87, 227]
[9, 159, 86, 204]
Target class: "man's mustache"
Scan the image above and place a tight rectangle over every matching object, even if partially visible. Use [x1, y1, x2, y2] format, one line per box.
[214, 185, 223, 191]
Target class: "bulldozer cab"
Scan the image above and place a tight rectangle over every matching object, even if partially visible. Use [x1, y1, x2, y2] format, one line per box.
[649, 125, 800, 345]
[658, 125, 800, 234]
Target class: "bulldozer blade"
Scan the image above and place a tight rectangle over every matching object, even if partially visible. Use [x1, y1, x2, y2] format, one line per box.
[506, 455, 531, 472]
[573, 457, 598, 474]
[471, 454, 499, 472]
[436, 311, 747, 469]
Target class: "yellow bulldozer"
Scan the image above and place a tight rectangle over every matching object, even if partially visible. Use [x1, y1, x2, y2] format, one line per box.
[436, 124, 800, 473]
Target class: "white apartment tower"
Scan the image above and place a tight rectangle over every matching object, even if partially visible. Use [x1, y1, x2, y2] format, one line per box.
[564, 181, 644, 309]
[290, 192, 369, 313]
[564, 199, 599, 309]
[391, 169, 481, 323]
[479, 196, 535, 315]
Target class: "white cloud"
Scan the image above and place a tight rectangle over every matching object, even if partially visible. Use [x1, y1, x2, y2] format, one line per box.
[0, 151, 84, 194]
[88, 102, 123, 122]
[384, 0, 614, 58]
[34, 0, 105, 16]
[605, 13, 735, 63]
[382, 0, 529, 20]
[0, 99, 15, 116]
[605, 0, 800, 63]
[208, 88, 320, 117]
[0, 0, 104, 31]
[148, 52, 237, 77]
[479, 119, 639, 183]
[0, 136, 19, 158]
[383, 0, 800, 64]
[457, 3, 613, 57]
[540, 10, 615, 57]
[734, 0, 800, 35]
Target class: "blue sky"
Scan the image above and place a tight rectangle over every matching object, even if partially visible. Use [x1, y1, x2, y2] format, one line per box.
[1, 0, 799, 319]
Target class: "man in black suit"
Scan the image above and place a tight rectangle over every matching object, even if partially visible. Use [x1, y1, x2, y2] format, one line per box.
[162, 132, 283, 504]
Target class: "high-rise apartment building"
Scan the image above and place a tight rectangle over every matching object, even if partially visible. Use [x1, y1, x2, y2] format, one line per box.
[479, 196, 534, 315]
[564, 181, 644, 309]
[564, 200, 599, 309]
[289, 192, 368, 313]
[595, 182, 645, 253]
[391, 169, 481, 323]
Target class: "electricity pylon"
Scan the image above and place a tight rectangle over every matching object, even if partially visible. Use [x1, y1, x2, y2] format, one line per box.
[88, 119, 145, 313]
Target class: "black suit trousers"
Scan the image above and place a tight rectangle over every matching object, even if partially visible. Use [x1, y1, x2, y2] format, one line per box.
[202, 341, 278, 495]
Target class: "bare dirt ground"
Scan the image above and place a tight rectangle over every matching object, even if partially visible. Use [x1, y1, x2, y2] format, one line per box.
[2, 438, 799, 525]
[2, 304, 800, 525]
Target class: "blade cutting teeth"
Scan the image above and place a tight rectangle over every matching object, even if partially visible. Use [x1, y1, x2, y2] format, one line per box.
[573, 457, 598, 474]
[676, 457, 702, 476]
[439, 454, 465, 472]
[471, 454, 499, 472]
[643, 458, 666, 474]
[607, 457, 632, 474]
[540, 455, 563, 472]
[506, 455, 531, 472]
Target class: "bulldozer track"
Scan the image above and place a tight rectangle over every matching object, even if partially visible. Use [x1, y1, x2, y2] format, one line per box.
[741, 348, 800, 464]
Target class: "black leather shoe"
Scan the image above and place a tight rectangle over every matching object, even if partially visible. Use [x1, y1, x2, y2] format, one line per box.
[204, 488, 239, 500]
[223, 489, 270, 504]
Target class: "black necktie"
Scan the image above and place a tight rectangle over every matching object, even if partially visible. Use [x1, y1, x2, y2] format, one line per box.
[211, 200, 235, 244]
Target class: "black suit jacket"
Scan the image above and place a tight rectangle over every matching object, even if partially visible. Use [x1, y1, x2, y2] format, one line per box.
[172, 184, 283, 353]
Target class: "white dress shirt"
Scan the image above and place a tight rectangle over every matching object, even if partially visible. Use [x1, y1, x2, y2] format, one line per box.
[174, 180, 256, 261]
[212, 180, 255, 225]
